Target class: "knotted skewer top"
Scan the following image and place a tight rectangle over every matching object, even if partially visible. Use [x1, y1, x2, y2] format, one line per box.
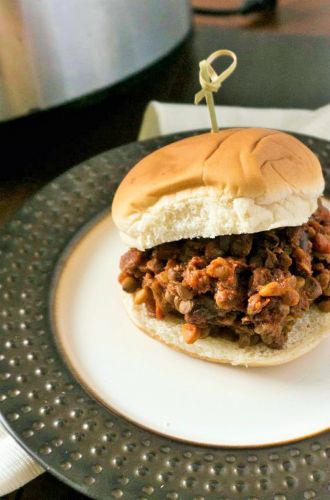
[194, 49, 237, 132]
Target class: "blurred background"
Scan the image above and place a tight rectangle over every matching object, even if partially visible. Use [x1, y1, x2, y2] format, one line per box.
[1, 1, 330, 183]
[1, 1, 330, 498]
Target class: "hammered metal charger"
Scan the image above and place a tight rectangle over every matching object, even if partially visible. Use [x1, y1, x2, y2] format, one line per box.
[0, 131, 330, 499]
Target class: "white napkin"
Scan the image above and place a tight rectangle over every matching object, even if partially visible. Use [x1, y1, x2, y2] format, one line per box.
[0, 419, 43, 495]
[2, 100, 330, 496]
[139, 101, 330, 141]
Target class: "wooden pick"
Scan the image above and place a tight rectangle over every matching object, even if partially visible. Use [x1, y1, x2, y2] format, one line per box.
[194, 49, 237, 133]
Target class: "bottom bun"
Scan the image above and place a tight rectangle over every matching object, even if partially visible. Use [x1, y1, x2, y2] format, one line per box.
[122, 292, 330, 367]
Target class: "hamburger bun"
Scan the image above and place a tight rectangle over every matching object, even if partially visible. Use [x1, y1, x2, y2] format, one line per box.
[122, 291, 330, 367]
[112, 128, 324, 250]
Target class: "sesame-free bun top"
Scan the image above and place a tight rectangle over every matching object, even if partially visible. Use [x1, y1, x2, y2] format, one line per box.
[112, 128, 324, 250]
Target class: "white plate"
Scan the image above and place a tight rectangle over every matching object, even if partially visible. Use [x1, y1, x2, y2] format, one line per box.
[54, 215, 330, 447]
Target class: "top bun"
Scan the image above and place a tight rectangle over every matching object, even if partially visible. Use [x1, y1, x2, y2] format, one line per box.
[112, 128, 324, 250]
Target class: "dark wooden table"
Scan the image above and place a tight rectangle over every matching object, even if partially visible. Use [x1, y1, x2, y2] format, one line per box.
[2, 2, 330, 498]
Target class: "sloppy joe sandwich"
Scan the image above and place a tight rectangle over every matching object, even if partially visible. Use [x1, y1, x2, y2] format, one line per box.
[112, 128, 330, 366]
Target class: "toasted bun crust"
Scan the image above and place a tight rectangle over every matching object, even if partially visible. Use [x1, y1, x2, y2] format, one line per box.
[112, 129, 324, 250]
[122, 292, 330, 367]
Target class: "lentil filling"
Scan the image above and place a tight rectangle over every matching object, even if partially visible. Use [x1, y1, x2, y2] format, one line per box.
[119, 201, 330, 349]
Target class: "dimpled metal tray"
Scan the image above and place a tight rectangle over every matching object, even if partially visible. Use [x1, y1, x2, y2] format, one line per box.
[0, 131, 330, 499]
